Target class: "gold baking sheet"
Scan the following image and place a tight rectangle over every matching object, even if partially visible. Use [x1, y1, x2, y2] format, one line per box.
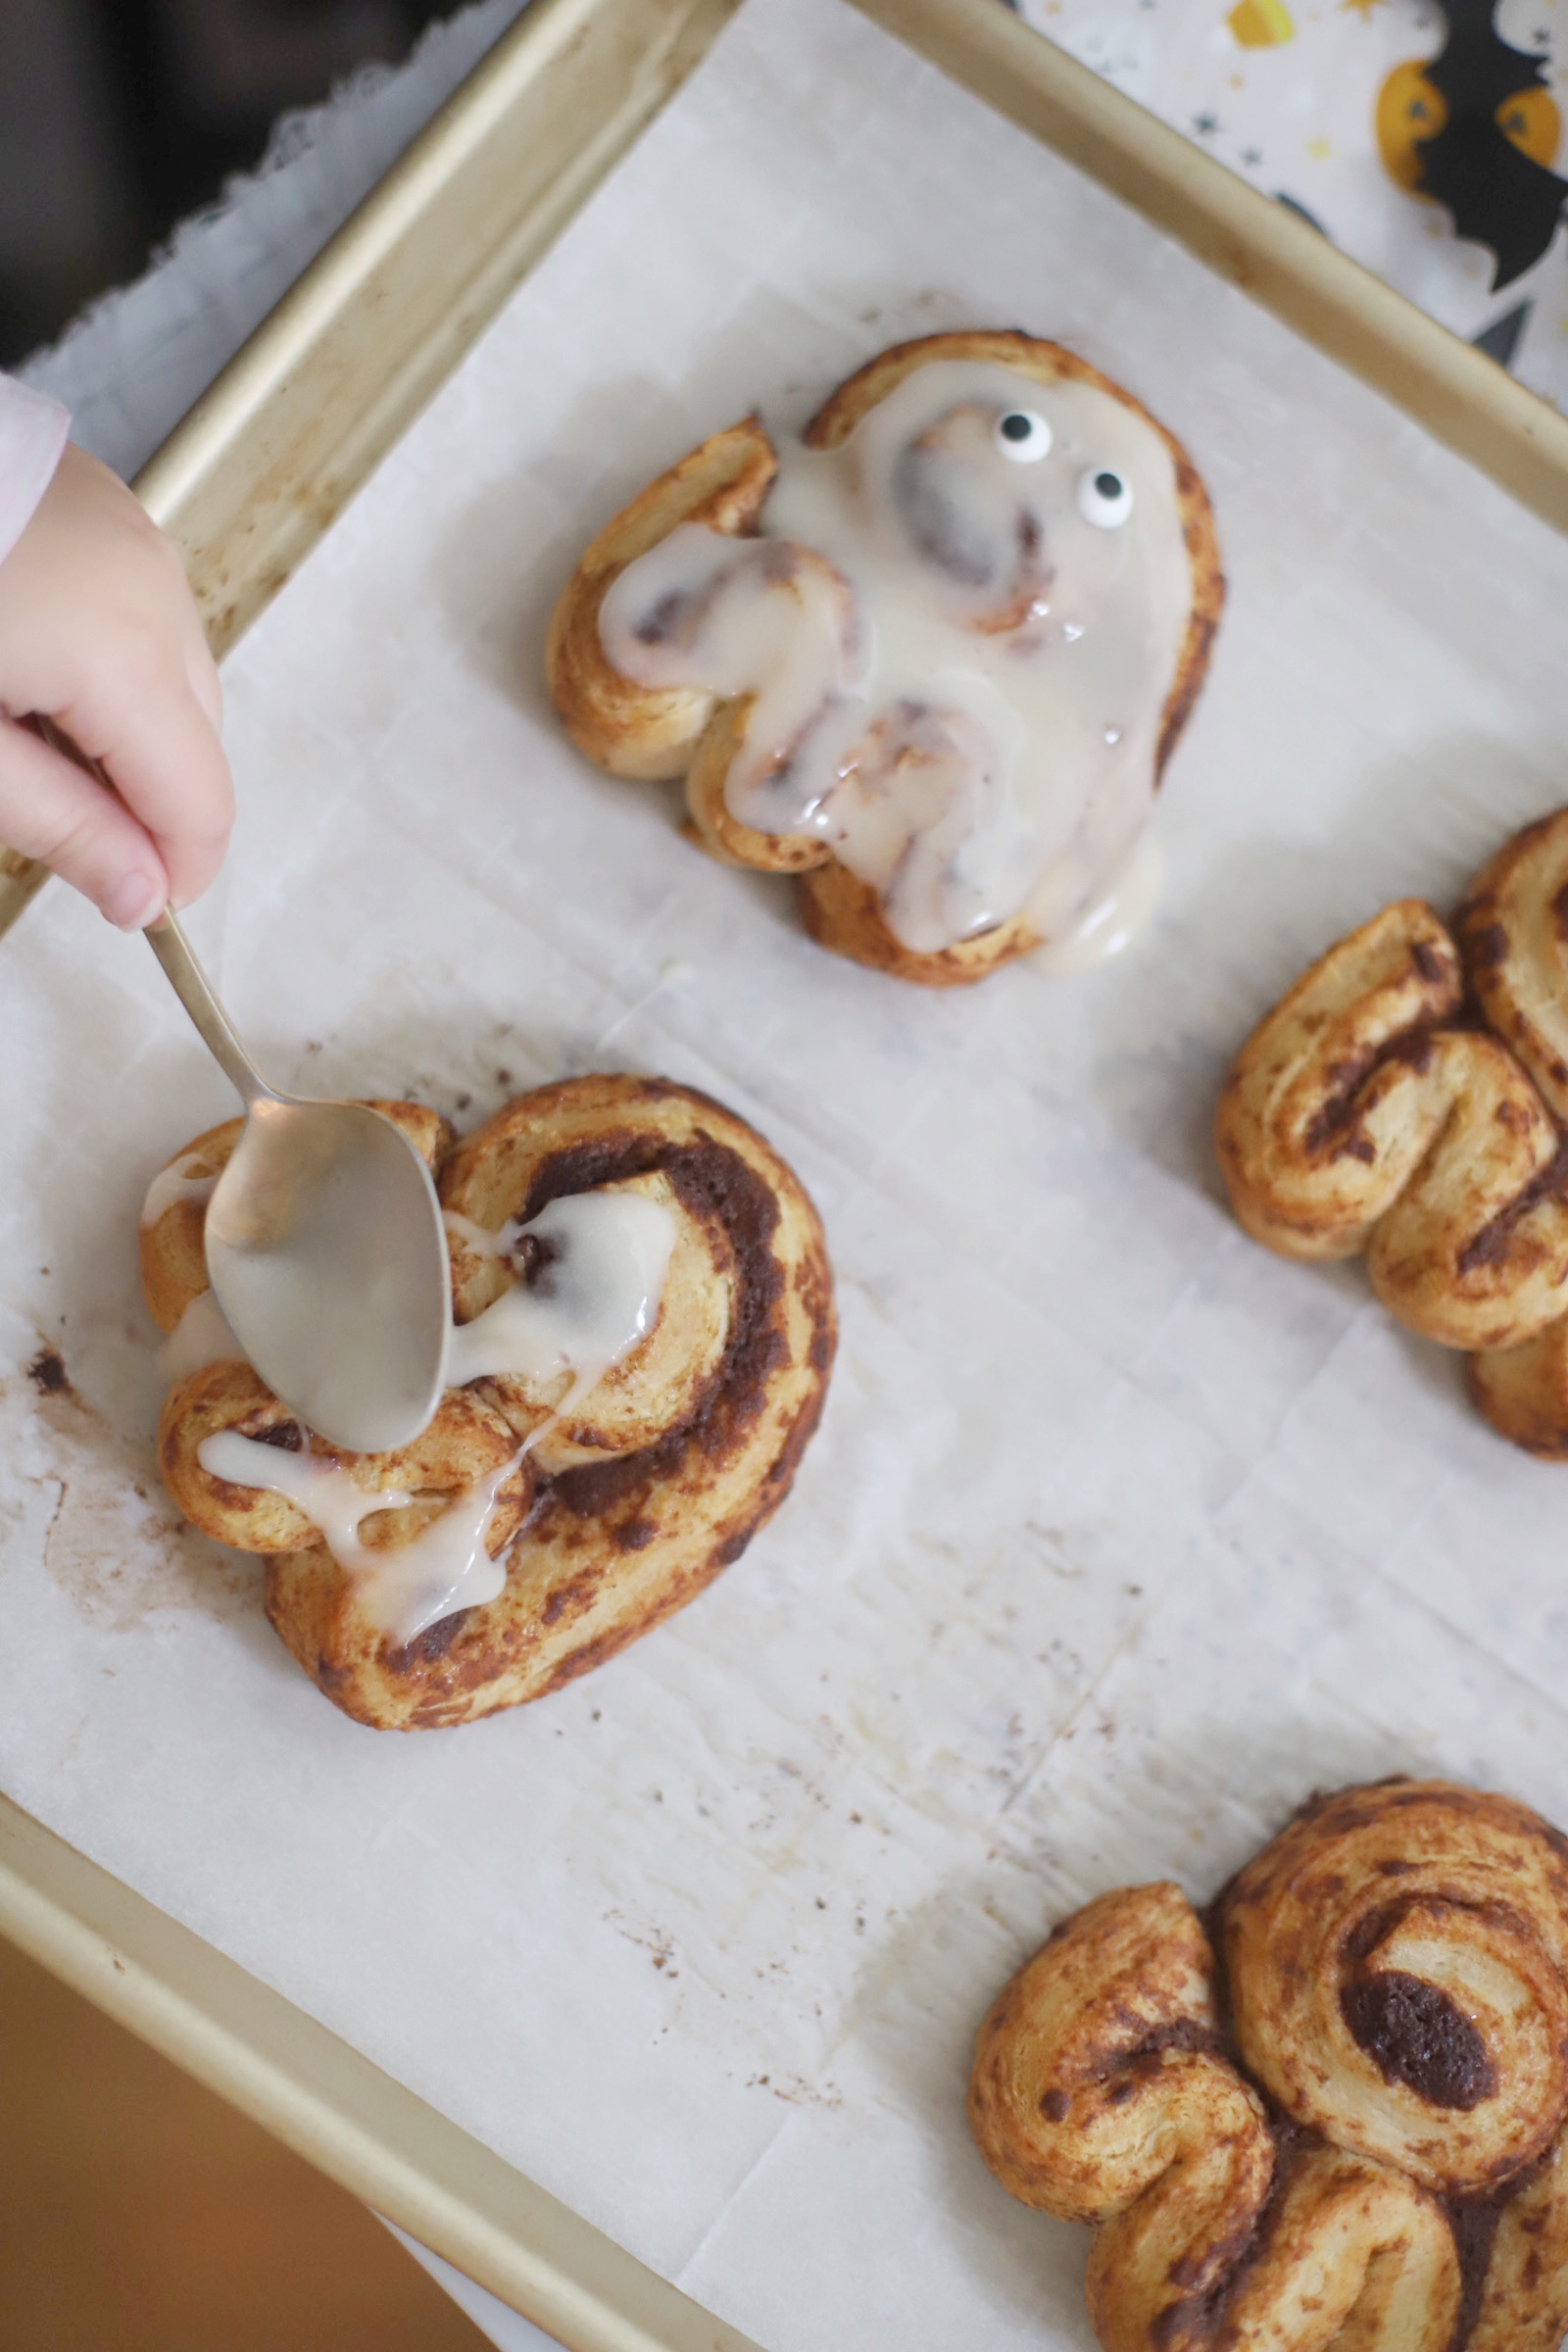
[6, 0, 1567, 949]
[0, 1792, 760, 2351]
[7, 1, 1568, 2344]
[0, 0, 743, 940]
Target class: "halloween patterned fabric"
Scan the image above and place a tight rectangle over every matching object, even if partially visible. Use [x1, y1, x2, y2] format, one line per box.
[1003, 0, 1568, 405]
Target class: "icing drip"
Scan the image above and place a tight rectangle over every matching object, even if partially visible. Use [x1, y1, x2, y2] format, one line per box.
[191, 1189, 676, 1642]
[198, 1431, 413, 1575]
[141, 1152, 218, 1228]
[1030, 834, 1163, 976]
[195, 1429, 515, 1646]
[444, 1190, 677, 1425]
[605, 529, 865, 791]
[599, 358, 1193, 956]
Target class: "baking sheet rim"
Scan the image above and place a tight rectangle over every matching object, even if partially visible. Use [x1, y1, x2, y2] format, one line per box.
[0, 1791, 764, 2352]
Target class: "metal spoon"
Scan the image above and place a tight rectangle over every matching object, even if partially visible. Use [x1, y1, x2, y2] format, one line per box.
[27, 714, 448, 1450]
[145, 911, 450, 1453]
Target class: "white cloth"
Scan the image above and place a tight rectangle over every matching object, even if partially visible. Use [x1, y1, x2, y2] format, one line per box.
[16, 0, 531, 483]
[0, 374, 68, 568]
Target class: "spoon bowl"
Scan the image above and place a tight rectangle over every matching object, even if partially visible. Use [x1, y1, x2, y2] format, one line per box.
[206, 1096, 449, 1453]
[146, 912, 449, 1454]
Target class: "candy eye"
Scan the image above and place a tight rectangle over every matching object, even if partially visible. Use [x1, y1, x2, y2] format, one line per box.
[995, 410, 1052, 463]
[1078, 467, 1134, 527]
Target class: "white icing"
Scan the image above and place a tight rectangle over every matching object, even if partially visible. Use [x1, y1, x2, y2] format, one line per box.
[198, 1429, 412, 1573]
[141, 1152, 219, 1228]
[159, 1288, 245, 1383]
[445, 1190, 676, 1430]
[358, 1452, 517, 1643]
[187, 1188, 676, 1642]
[195, 1428, 515, 1646]
[599, 357, 1194, 956]
[443, 1207, 511, 1259]
[1030, 834, 1163, 976]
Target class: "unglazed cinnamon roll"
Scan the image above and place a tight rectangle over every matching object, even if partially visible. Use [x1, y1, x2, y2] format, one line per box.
[1217, 808, 1568, 1451]
[547, 331, 1223, 987]
[968, 1779, 1568, 2352]
[144, 1075, 835, 1728]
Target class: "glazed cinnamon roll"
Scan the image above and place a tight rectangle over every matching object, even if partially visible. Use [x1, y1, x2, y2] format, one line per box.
[547, 330, 1223, 987]
[968, 1779, 1568, 2352]
[145, 1075, 835, 1729]
[1217, 809, 1568, 1448]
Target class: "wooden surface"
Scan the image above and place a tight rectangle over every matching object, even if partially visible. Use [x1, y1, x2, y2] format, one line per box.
[0, 1929, 492, 2352]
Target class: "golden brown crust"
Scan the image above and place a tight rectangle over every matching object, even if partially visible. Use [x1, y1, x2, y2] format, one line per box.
[1469, 1321, 1568, 1454]
[151, 1078, 835, 1730]
[967, 1882, 1266, 2220]
[1456, 808, 1568, 1125]
[1215, 900, 1568, 1349]
[970, 1779, 1568, 2350]
[1215, 901, 1464, 1265]
[139, 1118, 239, 1337]
[546, 331, 1222, 987]
[682, 699, 831, 872]
[160, 1360, 318, 1550]
[798, 860, 1042, 986]
[1471, 2135, 1568, 2350]
[544, 417, 777, 783]
[1216, 817, 1568, 1446]
[1165, 2147, 1455, 2352]
[160, 1359, 531, 1558]
[1220, 1782, 1568, 2192]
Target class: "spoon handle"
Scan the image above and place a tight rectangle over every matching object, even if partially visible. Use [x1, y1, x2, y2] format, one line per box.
[145, 909, 275, 1108]
[26, 714, 276, 1110]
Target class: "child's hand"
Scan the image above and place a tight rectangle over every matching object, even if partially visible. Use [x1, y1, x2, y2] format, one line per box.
[0, 443, 234, 928]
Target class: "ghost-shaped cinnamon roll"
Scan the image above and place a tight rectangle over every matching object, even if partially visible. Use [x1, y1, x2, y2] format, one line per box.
[547, 330, 1223, 986]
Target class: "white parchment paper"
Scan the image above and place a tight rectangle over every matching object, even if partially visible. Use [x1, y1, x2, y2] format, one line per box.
[7, 4, 1568, 2346]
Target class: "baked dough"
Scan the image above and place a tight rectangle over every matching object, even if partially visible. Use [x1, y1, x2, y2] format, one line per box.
[1217, 808, 1568, 1450]
[548, 331, 1223, 987]
[969, 1779, 1568, 2351]
[145, 1074, 835, 1728]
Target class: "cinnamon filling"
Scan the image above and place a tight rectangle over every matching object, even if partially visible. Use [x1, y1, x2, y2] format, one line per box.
[1342, 1972, 1498, 2110]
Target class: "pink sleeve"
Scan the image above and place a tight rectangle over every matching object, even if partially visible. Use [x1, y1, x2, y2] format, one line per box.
[0, 376, 69, 569]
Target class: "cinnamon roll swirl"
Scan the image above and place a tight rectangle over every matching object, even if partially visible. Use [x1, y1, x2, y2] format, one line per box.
[547, 330, 1223, 987]
[1455, 810, 1568, 1125]
[1218, 809, 1568, 1449]
[968, 1779, 1568, 2352]
[145, 1074, 835, 1729]
[161, 1358, 533, 1577]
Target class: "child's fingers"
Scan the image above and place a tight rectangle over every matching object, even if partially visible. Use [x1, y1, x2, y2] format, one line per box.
[57, 660, 235, 909]
[183, 636, 224, 734]
[0, 716, 168, 927]
[0, 442, 233, 917]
